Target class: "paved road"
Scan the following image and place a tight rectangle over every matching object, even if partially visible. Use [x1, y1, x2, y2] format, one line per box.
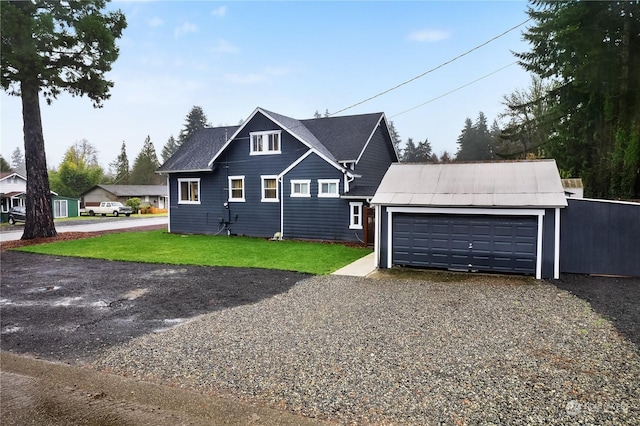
[0, 216, 168, 242]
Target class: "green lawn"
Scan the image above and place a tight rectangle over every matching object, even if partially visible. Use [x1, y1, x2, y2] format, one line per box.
[13, 230, 372, 275]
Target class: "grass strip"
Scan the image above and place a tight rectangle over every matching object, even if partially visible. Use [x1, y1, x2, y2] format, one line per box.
[14, 230, 371, 275]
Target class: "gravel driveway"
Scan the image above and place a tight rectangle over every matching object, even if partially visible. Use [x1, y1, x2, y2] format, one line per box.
[2, 251, 639, 424]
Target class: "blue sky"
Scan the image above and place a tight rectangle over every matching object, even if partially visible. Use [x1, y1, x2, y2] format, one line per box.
[1, 0, 533, 170]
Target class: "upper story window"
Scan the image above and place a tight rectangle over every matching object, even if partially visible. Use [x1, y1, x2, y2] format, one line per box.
[290, 179, 310, 197]
[250, 131, 281, 155]
[228, 176, 245, 202]
[318, 179, 340, 198]
[178, 178, 200, 204]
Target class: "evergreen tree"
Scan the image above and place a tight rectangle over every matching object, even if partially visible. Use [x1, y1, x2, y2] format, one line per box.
[1, 0, 126, 239]
[498, 76, 557, 159]
[455, 113, 496, 161]
[388, 120, 402, 159]
[109, 142, 130, 184]
[515, 1, 640, 198]
[0, 155, 12, 172]
[131, 136, 163, 185]
[415, 139, 434, 162]
[403, 138, 418, 162]
[440, 151, 453, 163]
[11, 147, 24, 170]
[178, 106, 208, 146]
[313, 110, 322, 119]
[160, 135, 179, 163]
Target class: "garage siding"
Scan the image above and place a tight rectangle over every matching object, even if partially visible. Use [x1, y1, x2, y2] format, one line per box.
[392, 214, 537, 274]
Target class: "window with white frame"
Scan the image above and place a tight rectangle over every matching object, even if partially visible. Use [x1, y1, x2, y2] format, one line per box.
[318, 179, 340, 198]
[178, 178, 200, 204]
[290, 179, 310, 197]
[349, 202, 363, 229]
[53, 199, 68, 218]
[261, 176, 279, 202]
[250, 131, 281, 155]
[228, 176, 245, 202]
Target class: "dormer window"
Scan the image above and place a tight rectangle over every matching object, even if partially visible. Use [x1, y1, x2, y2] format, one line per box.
[250, 130, 281, 155]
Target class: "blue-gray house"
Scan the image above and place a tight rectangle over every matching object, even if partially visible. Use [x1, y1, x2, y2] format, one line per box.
[158, 107, 399, 243]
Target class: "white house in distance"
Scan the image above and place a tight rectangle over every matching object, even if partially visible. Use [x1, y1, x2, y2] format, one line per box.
[0, 170, 27, 212]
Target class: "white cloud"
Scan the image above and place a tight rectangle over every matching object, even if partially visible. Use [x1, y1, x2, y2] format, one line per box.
[211, 39, 239, 54]
[148, 16, 164, 27]
[211, 6, 227, 17]
[407, 29, 450, 42]
[174, 21, 198, 37]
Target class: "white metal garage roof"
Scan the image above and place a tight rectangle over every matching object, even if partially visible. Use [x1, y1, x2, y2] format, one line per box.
[371, 160, 568, 208]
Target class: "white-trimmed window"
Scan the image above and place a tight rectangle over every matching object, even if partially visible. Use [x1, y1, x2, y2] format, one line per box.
[318, 179, 340, 198]
[250, 131, 281, 155]
[228, 176, 245, 202]
[290, 179, 311, 197]
[178, 178, 200, 204]
[261, 175, 279, 202]
[349, 202, 363, 229]
[53, 199, 68, 218]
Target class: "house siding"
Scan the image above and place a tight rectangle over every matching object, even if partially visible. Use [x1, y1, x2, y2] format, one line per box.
[283, 154, 357, 241]
[83, 187, 116, 205]
[352, 122, 398, 191]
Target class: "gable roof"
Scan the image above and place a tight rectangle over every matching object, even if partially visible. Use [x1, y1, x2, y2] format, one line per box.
[0, 171, 27, 182]
[84, 184, 168, 197]
[159, 107, 392, 173]
[371, 160, 568, 208]
[301, 112, 387, 163]
[158, 126, 239, 173]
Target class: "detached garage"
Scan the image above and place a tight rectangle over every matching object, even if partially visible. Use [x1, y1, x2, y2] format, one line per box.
[371, 161, 568, 279]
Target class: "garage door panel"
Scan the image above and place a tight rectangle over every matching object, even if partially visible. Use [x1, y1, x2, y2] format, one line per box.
[392, 214, 537, 275]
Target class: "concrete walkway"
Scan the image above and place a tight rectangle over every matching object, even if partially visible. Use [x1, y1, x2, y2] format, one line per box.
[332, 252, 376, 277]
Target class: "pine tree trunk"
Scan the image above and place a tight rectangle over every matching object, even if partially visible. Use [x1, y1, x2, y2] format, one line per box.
[20, 79, 57, 239]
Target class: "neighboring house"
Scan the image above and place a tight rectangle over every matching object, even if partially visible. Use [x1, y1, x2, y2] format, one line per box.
[81, 184, 168, 209]
[0, 171, 27, 213]
[0, 170, 79, 220]
[158, 107, 399, 243]
[371, 160, 568, 279]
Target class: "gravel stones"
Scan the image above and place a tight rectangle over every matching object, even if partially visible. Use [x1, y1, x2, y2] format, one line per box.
[94, 275, 640, 424]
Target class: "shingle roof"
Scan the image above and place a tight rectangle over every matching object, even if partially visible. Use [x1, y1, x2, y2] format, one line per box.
[158, 126, 239, 172]
[93, 185, 168, 197]
[158, 108, 389, 173]
[260, 109, 337, 163]
[301, 113, 384, 162]
[371, 160, 568, 208]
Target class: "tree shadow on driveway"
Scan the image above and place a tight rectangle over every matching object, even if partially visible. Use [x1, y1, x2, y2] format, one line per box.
[552, 273, 640, 348]
[1, 252, 310, 364]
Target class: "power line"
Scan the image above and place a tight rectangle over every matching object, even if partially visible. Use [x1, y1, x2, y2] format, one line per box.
[329, 18, 531, 117]
[390, 62, 518, 118]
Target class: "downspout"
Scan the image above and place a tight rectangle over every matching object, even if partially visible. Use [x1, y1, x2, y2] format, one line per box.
[279, 176, 284, 239]
[166, 175, 171, 233]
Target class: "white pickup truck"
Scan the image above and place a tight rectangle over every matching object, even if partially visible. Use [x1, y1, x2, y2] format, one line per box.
[82, 201, 133, 217]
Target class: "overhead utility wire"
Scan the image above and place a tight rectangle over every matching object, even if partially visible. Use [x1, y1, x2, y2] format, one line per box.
[329, 18, 531, 117]
[390, 62, 518, 118]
